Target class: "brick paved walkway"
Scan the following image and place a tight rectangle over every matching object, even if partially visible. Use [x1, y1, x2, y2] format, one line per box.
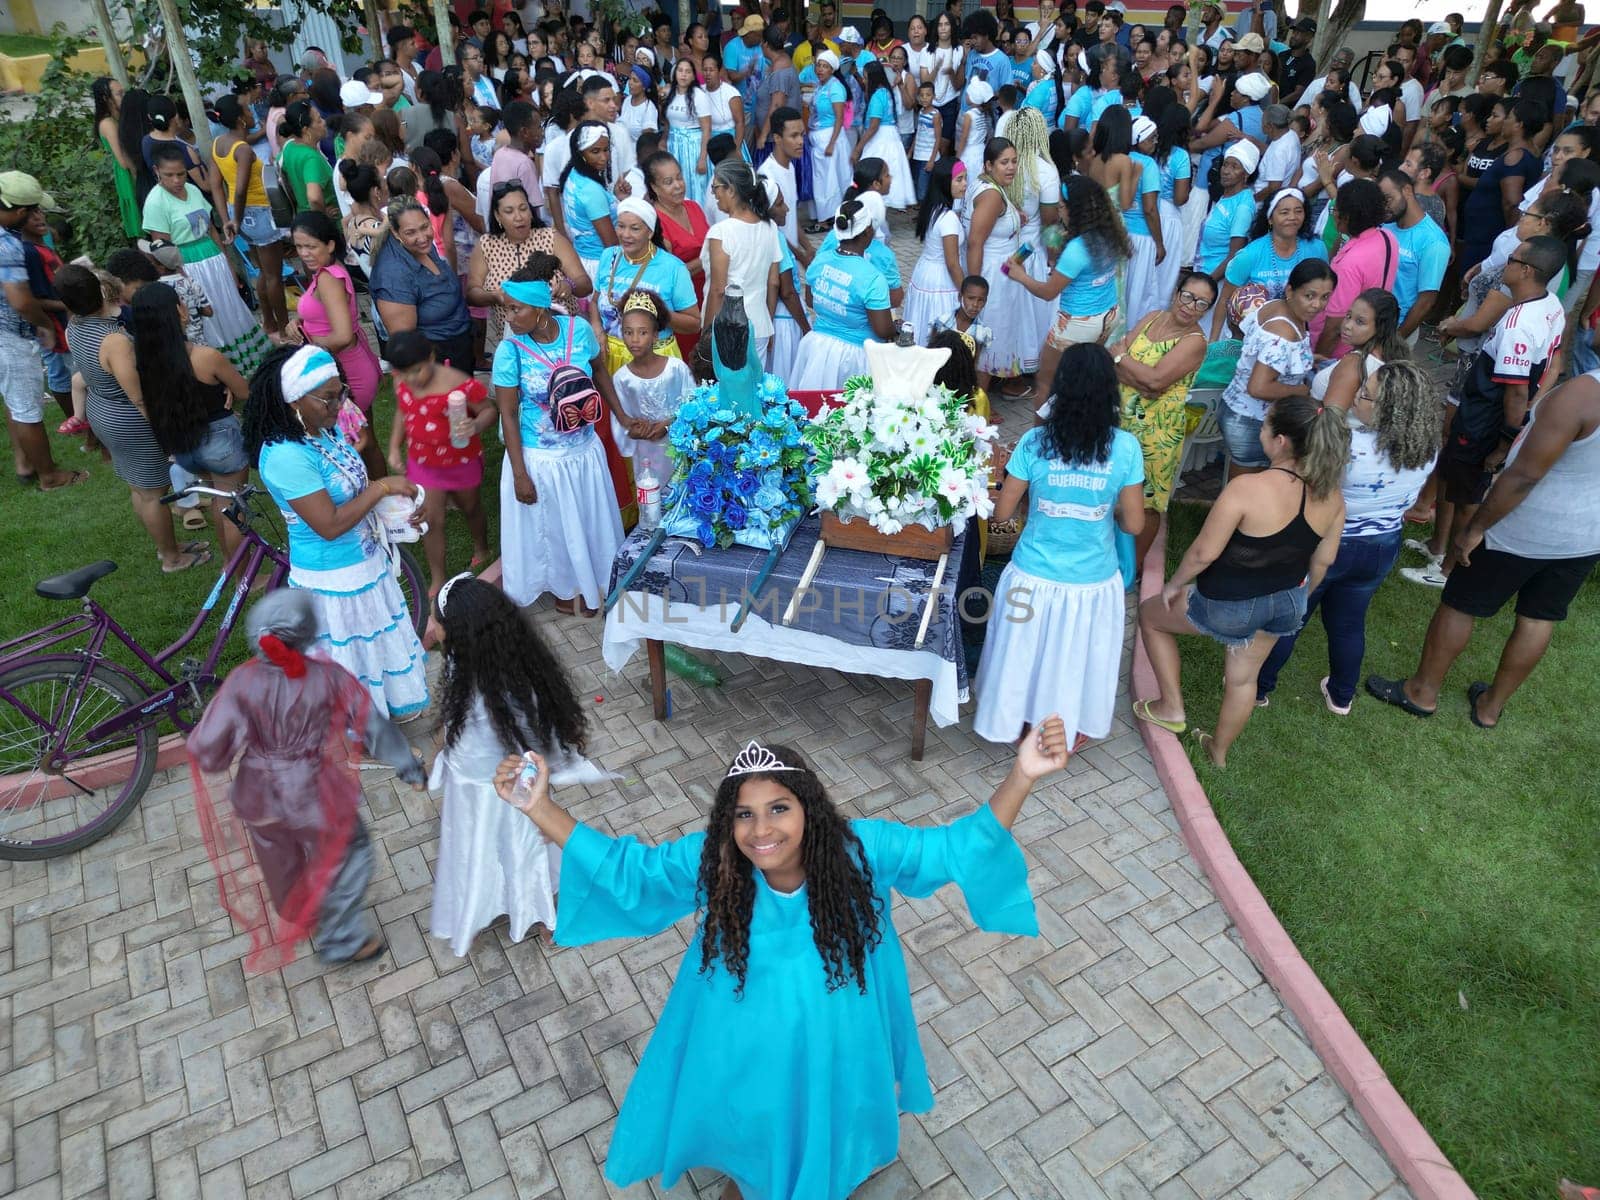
[0, 215, 1418, 1200]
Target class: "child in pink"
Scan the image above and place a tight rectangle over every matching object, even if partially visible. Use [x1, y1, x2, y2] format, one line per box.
[385, 330, 494, 596]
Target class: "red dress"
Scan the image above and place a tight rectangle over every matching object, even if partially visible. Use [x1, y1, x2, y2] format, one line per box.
[655, 200, 710, 359]
[395, 375, 488, 491]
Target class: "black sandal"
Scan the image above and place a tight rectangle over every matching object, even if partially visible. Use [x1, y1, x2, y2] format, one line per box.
[350, 937, 388, 963]
[1364, 675, 1435, 717]
[1467, 681, 1497, 729]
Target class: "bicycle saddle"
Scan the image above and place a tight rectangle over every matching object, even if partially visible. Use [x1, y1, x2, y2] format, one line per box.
[35, 561, 118, 601]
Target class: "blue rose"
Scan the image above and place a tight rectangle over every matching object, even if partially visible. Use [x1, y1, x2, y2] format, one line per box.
[725, 501, 748, 530]
[753, 484, 785, 512]
[697, 521, 716, 543]
[734, 470, 759, 497]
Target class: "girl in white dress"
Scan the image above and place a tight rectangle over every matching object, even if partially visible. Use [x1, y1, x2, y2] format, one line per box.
[855, 61, 917, 208]
[610, 290, 695, 487]
[665, 60, 713, 205]
[428, 575, 613, 956]
[904, 158, 969, 344]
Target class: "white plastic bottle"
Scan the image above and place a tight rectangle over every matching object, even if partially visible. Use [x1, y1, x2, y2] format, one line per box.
[446, 389, 470, 449]
[637, 466, 661, 530]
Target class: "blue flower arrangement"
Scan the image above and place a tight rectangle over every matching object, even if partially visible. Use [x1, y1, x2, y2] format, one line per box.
[660, 375, 813, 551]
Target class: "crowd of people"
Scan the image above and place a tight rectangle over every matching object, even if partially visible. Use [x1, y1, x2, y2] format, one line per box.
[4, 0, 1599, 1195]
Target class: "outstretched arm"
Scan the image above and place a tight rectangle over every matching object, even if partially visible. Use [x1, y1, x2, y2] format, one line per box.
[494, 751, 578, 846]
[988, 714, 1069, 829]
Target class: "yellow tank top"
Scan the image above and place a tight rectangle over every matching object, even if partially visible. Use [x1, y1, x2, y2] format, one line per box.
[213, 138, 269, 208]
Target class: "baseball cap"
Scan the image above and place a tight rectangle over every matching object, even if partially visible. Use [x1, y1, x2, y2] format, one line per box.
[339, 79, 384, 107]
[739, 14, 765, 35]
[1290, 17, 1317, 32]
[1234, 33, 1265, 53]
[1426, 19, 1453, 33]
[0, 171, 61, 212]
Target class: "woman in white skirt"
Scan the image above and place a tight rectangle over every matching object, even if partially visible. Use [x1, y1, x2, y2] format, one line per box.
[493, 270, 629, 616]
[247, 346, 429, 721]
[965, 136, 1037, 396]
[904, 158, 968, 345]
[973, 344, 1146, 746]
[790, 198, 895, 390]
[427, 575, 614, 956]
[999, 108, 1061, 370]
[1151, 107, 1193, 313]
[806, 51, 852, 229]
[1118, 113, 1167, 328]
[765, 180, 809, 379]
[664, 60, 714, 209]
[855, 62, 917, 210]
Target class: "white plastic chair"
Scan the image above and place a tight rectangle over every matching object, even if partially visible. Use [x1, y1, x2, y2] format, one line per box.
[1180, 386, 1227, 481]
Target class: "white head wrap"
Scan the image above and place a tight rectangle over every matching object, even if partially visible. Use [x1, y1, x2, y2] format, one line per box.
[1224, 140, 1262, 174]
[1359, 105, 1392, 136]
[1036, 49, 1058, 75]
[1131, 115, 1157, 143]
[834, 196, 875, 239]
[1235, 71, 1271, 101]
[616, 195, 658, 230]
[280, 346, 340, 405]
[575, 123, 609, 152]
[1270, 186, 1307, 213]
[817, 49, 840, 70]
[965, 78, 994, 105]
[761, 174, 782, 206]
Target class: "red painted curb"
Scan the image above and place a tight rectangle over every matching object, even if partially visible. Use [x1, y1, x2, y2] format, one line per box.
[1130, 523, 1475, 1200]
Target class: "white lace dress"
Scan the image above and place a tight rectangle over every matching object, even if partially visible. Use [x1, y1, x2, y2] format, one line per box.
[904, 208, 965, 346]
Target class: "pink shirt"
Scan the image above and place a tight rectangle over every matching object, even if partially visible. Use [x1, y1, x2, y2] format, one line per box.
[489, 144, 541, 214]
[297, 263, 382, 409]
[1310, 227, 1399, 357]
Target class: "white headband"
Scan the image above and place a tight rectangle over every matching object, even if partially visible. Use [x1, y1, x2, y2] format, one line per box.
[280, 346, 340, 404]
[761, 174, 782, 206]
[1271, 186, 1307, 212]
[436, 570, 474, 615]
[617, 195, 657, 230]
[575, 124, 608, 152]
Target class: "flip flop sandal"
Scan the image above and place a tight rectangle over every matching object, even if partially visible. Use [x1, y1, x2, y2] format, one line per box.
[161, 547, 212, 575]
[38, 470, 90, 492]
[1133, 698, 1186, 734]
[1559, 1179, 1600, 1200]
[1190, 729, 1218, 761]
[1467, 681, 1497, 729]
[1364, 675, 1435, 717]
[181, 509, 211, 530]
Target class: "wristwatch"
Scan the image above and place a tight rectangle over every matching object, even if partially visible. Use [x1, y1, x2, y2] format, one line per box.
[1114, 353, 1125, 365]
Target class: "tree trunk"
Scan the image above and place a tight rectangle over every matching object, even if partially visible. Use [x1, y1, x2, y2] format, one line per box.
[88, 0, 130, 88]
[681, 0, 693, 37]
[364, 0, 385, 64]
[1311, 0, 1365, 68]
[152, 0, 213, 156]
[431, 0, 454, 63]
[1471, 0, 1508, 84]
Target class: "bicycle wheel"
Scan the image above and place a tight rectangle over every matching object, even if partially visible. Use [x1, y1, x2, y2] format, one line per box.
[394, 547, 429, 638]
[0, 659, 159, 860]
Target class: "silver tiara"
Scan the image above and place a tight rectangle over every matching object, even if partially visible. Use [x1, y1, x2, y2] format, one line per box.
[724, 741, 802, 779]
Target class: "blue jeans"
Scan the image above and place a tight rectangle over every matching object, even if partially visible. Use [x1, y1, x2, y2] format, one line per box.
[1256, 531, 1401, 706]
[1219, 403, 1270, 467]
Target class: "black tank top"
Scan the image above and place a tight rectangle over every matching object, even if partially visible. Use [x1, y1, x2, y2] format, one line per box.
[1197, 469, 1323, 601]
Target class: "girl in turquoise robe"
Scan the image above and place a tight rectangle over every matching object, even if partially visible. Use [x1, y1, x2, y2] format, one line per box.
[490, 717, 1071, 1200]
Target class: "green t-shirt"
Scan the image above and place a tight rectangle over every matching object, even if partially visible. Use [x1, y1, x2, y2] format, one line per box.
[141, 182, 213, 246]
[280, 140, 333, 211]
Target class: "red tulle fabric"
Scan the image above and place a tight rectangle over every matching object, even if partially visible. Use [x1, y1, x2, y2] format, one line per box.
[187, 656, 373, 973]
[257, 634, 306, 678]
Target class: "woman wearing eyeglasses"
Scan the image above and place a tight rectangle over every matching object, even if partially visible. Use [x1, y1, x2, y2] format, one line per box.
[243, 345, 430, 722]
[1108, 270, 1215, 570]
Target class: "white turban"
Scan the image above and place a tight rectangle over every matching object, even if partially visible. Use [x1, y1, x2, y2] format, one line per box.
[1225, 140, 1261, 174]
[1359, 105, 1392, 136]
[280, 346, 340, 404]
[575, 123, 609, 152]
[617, 195, 658, 230]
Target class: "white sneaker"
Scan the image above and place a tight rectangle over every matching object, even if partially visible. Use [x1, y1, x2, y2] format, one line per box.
[1320, 677, 1352, 716]
[1403, 537, 1437, 557]
[1400, 562, 1448, 588]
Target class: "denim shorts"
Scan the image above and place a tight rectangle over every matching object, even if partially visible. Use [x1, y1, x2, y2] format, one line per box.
[173, 414, 249, 476]
[42, 346, 72, 394]
[1187, 583, 1307, 648]
[1219, 404, 1270, 467]
[239, 205, 289, 248]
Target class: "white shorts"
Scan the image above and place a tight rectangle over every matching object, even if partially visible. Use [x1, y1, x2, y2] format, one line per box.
[0, 331, 45, 424]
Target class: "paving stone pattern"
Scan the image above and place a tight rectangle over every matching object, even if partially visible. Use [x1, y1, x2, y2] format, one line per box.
[0, 215, 1417, 1200]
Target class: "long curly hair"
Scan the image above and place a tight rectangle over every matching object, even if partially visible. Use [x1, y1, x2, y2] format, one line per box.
[697, 747, 883, 997]
[437, 578, 589, 756]
[129, 282, 209, 457]
[242, 344, 309, 460]
[1042, 343, 1121, 465]
[1063, 172, 1132, 261]
[1367, 360, 1441, 472]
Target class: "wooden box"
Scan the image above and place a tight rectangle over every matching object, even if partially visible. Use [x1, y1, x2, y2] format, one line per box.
[820, 511, 955, 561]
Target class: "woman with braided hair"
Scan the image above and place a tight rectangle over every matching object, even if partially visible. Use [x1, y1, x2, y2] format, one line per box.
[489, 719, 1070, 1200]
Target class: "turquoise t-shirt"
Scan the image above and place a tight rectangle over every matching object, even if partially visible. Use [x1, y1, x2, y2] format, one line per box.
[1196, 188, 1257, 273]
[1386, 215, 1451, 322]
[776, 238, 804, 323]
[1122, 152, 1160, 236]
[1089, 93, 1141, 128]
[1223, 234, 1329, 298]
[1158, 148, 1191, 203]
[562, 173, 617, 259]
[259, 434, 369, 572]
[1062, 85, 1099, 128]
[818, 229, 901, 288]
[866, 88, 893, 127]
[492, 315, 603, 449]
[808, 246, 890, 345]
[811, 78, 846, 129]
[1023, 79, 1059, 127]
[593, 245, 697, 337]
[1055, 236, 1119, 316]
[1007, 425, 1144, 585]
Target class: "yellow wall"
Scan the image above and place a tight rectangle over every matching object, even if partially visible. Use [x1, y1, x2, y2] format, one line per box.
[0, 45, 145, 94]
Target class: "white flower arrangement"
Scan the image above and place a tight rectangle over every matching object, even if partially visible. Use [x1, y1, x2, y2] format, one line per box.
[804, 374, 997, 536]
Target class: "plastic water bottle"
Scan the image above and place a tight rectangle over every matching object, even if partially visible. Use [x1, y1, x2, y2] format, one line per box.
[510, 752, 540, 807]
[637, 466, 661, 530]
[446, 390, 470, 449]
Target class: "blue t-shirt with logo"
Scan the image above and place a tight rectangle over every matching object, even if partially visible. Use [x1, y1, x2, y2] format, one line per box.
[1196, 188, 1258, 272]
[1062, 85, 1100, 128]
[1223, 234, 1329, 298]
[1007, 425, 1144, 584]
[1386, 214, 1451, 322]
[1056, 236, 1119, 315]
[808, 246, 890, 345]
[561, 173, 617, 259]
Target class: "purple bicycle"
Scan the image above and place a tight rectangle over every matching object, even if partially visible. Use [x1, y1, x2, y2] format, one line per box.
[0, 483, 427, 860]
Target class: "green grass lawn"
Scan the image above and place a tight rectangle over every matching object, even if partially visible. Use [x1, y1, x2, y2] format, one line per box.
[3, 380, 505, 678]
[1163, 501, 1600, 1200]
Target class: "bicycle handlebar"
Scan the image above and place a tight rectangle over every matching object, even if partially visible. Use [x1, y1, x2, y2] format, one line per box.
[160, 483, 263, 506]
